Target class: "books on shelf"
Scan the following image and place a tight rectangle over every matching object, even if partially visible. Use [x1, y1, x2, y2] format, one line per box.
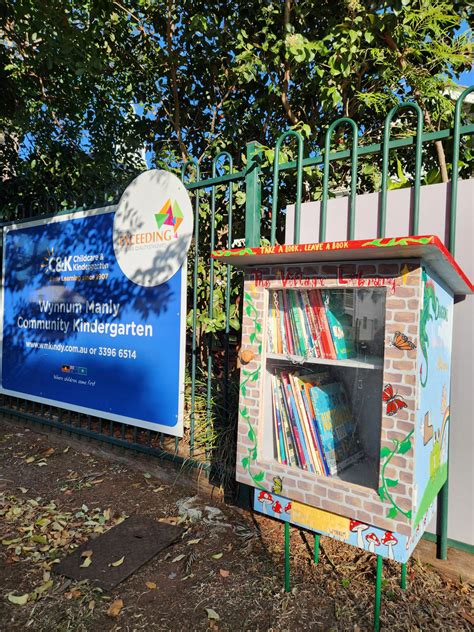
[271, 369, 362, 477]
[268, 289, 354, 360]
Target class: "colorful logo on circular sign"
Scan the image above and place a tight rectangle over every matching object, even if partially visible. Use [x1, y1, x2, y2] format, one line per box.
[113, 170, 193, 286]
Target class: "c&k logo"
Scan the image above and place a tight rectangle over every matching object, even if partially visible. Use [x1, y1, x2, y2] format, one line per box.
[41, 247, 72, 274]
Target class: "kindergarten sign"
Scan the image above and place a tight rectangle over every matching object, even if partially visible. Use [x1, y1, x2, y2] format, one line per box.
[0, 184, 190, 436]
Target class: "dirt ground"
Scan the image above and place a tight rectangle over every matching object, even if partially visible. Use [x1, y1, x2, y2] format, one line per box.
[0, 419, 472, 632]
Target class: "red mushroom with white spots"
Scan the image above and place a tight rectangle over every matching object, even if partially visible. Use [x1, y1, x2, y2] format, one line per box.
[258, 491, 273, 514]
[381, 531, 398, 560]
[272, 500, 283, 515]
[284, 502, 292, 513]
[349, 520, 369, 549]
[365, 532, 380, 553]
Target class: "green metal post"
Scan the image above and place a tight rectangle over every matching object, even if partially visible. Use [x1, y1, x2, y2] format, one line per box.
[284, 521, 291, 593]
[380, 102, 423, 237]
[320, 117, 359, 242]
[181, 159, 200, 458]
[400, 562, 407, 590]
[449, 86, 474, 255]
[374, 555, 383, 632]
[245, 141, 262, 248]
[436, 482, 449, 560]
[271, 130, 304, 245]
[314, 533, 320, 565]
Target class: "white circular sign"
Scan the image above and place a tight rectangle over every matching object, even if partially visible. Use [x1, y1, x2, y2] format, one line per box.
[113, 170, 193, 286]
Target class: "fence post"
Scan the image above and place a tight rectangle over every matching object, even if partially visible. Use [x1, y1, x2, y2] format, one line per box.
[245, 141, 262, 247]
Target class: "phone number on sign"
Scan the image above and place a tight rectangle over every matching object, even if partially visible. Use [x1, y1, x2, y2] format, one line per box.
[98, 347, 137, 359]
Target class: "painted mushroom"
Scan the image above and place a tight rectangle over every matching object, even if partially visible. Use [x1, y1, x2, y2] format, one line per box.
[349, 520, 369, 549]
[258, 491, 273, 514]
[365, 532, 380, 553]
[272, 500, 283, 515]
[381, 531, 398, 560]
[284, 502, 292, 513]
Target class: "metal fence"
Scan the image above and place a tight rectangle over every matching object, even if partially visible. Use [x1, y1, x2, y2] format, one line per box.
[1, 86, 473, 494]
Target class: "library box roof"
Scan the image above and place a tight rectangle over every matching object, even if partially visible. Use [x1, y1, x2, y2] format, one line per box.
[211, 235, 473, 296]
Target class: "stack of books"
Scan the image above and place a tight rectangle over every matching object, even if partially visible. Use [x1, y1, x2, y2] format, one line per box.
[268, 289, 355, 360]
[271, 370, 363, 476]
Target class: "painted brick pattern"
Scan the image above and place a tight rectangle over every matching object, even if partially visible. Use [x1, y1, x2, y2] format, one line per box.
[236, 259, 421, 538]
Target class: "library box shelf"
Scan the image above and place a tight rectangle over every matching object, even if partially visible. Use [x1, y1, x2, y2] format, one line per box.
[213, 235, 473, 564]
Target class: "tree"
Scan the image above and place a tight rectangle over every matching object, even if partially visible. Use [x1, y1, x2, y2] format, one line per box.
[1, 0, 471, 212]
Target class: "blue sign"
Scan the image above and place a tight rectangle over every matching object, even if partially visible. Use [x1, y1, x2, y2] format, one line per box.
[0, 207, 186, 436]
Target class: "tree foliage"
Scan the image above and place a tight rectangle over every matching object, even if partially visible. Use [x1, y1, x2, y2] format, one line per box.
[0, 0, 472, 212]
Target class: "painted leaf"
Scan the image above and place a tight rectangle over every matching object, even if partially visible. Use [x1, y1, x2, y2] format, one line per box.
[406, 510, 412, 520]
[398, 439, 412, 455]
[378, 486, 385, 501]
[252, 471, 265, 482]
[241, 406, 249, 418]
[241, 385, 246, 396]
[385, 478, 399, 488]
[247, 426, 256, 442]
[110, 556, 125, 567]
[241, 457, 250, 469]
[387, 507, 398, 519]
[245, 305, 252, 317]
[380, 446, 391, 458]
[7, 593, 29, 605]
[250, 332, 256, 343]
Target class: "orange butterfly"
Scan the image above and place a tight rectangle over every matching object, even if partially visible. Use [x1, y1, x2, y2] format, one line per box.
[392, 331, 416, 351]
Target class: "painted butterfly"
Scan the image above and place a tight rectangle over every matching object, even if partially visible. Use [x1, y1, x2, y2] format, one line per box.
[383, 384, 408, 416]
[272, 476, 283, 495]
[392, 331, 416, 351]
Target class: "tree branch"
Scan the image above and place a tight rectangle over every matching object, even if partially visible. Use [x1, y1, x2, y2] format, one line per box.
[166, 0, 187, 162]
[281, 0, 299, 126]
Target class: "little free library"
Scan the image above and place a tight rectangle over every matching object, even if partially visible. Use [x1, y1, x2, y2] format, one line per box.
[213, 234, 473, 630]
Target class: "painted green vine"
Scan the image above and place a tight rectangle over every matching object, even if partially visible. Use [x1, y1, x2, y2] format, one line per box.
[362, 236, 433, 248]
[213, 247, 255, 257]
[379, 430, 414, 520]
[240, 406, 266, 490]
[419, 274, 448, 388]
[240, 289, 265, 489]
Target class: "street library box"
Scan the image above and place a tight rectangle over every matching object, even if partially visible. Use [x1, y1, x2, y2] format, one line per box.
[212, 236, 473, 563]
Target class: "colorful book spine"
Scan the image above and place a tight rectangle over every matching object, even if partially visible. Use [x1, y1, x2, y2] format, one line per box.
[281, 372, 309, 470]
[296, 291, 316, 357]
[277, 379, 297, 467]
[301, 290, 321, 358]
[289, 374, 320, 474]
[288, 291, 306, 356]
[301, 382, 330, 476]
[309, 290, 336, 359]
[271, 375, 287, 464]
[280, 291, 293, 355]
[320, 291, 355, 359]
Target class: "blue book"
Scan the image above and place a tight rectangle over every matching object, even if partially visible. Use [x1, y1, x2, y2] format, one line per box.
[321, 290, 355, 359]
[300, 384, 330, 476]
[309, 381, 362, 475]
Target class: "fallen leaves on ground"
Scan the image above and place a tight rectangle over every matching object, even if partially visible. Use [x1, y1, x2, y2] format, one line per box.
[110, 556, 125, 567]
[107, 599, 124, 618]
[145, 582, 157, 590]
[0, 492, 127, 568]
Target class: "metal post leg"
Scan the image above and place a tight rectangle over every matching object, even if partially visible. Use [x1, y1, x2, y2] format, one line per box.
[437, 480, 449, 560]
[284, 521, 290, 593]
[400, 562, 407, 590]
[374, 555, 383, 632]
[314, 533, 320, 565]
